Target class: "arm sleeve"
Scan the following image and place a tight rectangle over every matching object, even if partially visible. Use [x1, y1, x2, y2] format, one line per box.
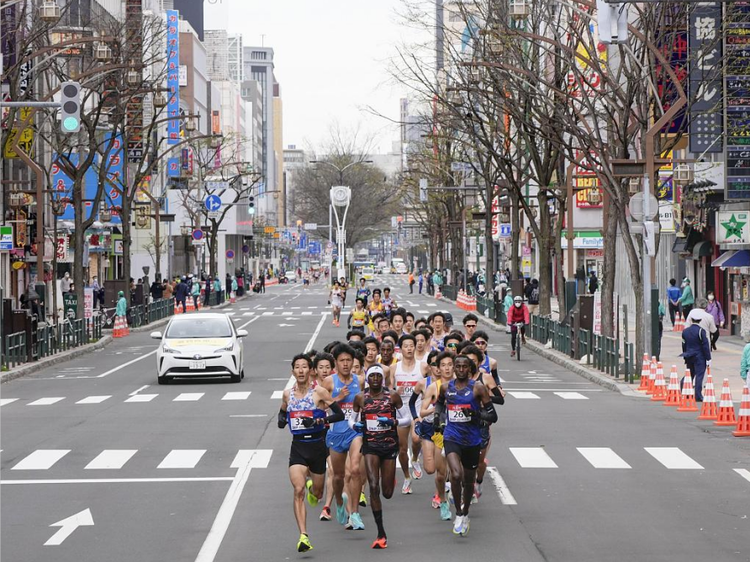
[490, 386, 505, 405]
[701, 329, 712, 362]
[479, 401, 498, 424]
[277, 409, 287, 429]
[397, 406, 411, 427]
[347, 410, 361, 430]
[408, 391, 420, 419]
[325, 400, 345, 424]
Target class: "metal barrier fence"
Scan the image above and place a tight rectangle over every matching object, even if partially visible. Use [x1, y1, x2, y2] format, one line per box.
[2, 331, 27, 369]
[441, 285, 457, 302]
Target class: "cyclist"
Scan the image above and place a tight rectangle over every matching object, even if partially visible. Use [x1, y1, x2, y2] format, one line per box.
[507, 295, 530, 358]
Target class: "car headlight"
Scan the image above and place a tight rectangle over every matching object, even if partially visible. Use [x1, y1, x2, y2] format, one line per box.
[162, 344, 180, 354]
[215, 342, 234, 353]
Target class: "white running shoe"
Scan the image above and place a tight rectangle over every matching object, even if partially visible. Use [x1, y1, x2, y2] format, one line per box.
[410, 459, 423, 480]
[460, 515, 470, 536]
[401, 478, 413, 494]
[452, 515, 464, 535]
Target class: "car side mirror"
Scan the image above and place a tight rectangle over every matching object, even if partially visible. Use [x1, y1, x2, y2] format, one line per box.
[150, 331, 162, 340]
[237, 329, 248, 338]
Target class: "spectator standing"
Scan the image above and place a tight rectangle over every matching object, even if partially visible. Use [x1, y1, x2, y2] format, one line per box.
[588, 271, 599, 294]
[740, 331, 750, 389]
[705, 291, 725, 351]
[162, 278, 173, 301]
[427, 271, 434, 296]
[260, 272, 266, 293]
[115, 290, 128, 325]
[680, 315, 711, 402]
[418, 272, 424, 294]
[666, 278, 681, 326]
[174, 277, 188, 313]
[525, 278, 540, 316]
[231, 275, 238, 298]
[678, 278, 694, 317]
[686, 298, 718, 338]
[225, 273, 232, 302]
[150, 279, 163, 302]
[60, 272, 72, 295]
[204, 277, 212, 306]
[408, 271, 415, 294]
[191, 278, 201, 310]
[213, 277, 223, 302]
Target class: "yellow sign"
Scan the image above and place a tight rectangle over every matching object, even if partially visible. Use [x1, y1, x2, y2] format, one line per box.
[273, 232, 280, 239]
[135, 175, 152, 203]
[4, 107, 34, 159]
[264, 226, 276, 234]
[166, 338, 230, 348]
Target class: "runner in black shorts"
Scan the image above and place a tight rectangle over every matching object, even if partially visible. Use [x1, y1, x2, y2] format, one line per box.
[279, 353, 344, 552]
[351, 364, 405, 549]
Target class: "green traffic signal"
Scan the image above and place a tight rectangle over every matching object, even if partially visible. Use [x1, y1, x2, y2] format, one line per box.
[62, 117, 79, 132]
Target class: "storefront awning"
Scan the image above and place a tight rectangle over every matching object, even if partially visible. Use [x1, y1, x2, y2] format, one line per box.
[711, 251, 737, 268]
[719, 250, 750, 268]
[692, 241, 713, 259]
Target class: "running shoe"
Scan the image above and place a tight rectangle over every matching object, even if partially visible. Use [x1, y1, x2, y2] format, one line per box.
[471, 491, 478, 505]
[431, 494, 441, 509]
[319, 506, 332, 521]
[410, 459, 423, 480]
[336, 493, 348, 525]
[452, 515, 464, 535]
[401, 478, 412, 495]
[349, 512, 365, 530]
[306, 479, 319, 507]
[371, 537, 388, 549]
[460, 515, 470, 536]
[345, 516, 354, 530]
[297, 533, 313, 552]
[475, 482, 483, 500]
[440, 501, 451, 521]
[359, 492, 367, 507]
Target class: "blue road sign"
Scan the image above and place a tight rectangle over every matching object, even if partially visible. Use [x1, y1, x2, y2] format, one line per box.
[192, 229, 204, 241]
[499, 223, 512, 237]
[205, 194, 222, 212]
[226, 249, 235, 260]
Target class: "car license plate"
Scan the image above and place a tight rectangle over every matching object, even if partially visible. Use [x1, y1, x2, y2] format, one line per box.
[189, 360, 206, 370]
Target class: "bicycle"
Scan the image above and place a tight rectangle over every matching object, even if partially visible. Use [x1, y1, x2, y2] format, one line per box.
[511, 322, 526, 361]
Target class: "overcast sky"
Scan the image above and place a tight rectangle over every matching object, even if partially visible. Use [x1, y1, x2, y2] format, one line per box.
[204, 0, 429, 154]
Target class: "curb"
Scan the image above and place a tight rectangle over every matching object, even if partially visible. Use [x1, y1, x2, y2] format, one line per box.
[437, 296, 641, 397]
[1, 336, 113, 384]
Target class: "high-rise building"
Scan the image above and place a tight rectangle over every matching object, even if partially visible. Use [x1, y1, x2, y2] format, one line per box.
[284, 145, 308, 226]
[204, 30, 244, 82]
[171, 0, 204, 41]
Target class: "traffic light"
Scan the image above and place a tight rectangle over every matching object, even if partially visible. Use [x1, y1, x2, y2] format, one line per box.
[60, 81, 81, 133]
[248, 196, 255, 215]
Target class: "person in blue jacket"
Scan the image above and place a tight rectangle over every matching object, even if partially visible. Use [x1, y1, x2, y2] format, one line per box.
[680, 316, 711, 401]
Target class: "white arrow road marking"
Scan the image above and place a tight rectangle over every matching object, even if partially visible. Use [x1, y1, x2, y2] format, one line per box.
[278, 323, 296, 327]
[44, 508, 94, 546]
[487, 467, 517, 505]
[194, 450, 272, 562]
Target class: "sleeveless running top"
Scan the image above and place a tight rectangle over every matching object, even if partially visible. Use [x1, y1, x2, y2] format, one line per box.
[287, 386, 326, 441]
[480, 354, 490, 374]
[351, 309, 368, 328]
[361, 389, 398, 451]
[443, 379, 482, 446]
[330, 374, 360, 435]
[394, 359, 422, 420]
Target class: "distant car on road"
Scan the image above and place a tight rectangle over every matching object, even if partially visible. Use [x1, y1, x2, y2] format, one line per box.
[396, 263, 408, 274]
[151, 313, 248, 384]
[285, 271, 297, 283]
[362, 266, 375, 280]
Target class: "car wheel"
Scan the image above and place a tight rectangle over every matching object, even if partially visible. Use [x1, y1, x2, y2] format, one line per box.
[241, 370, 245, 379]
[230, 372, 242, 383]
[158, 376, 170, 385]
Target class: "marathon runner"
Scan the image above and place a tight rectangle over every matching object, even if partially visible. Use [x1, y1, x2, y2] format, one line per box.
[368, 289, 386, 317]
[363, 337, 393, 388]
[382, 287, 397, 317]
[429, 312, 449, 351]
[470, 330, 501, 385]
[462, 314, 479, 340]
[348, 297, 370, 333]
[347, 329, 365, 343]
[312, 352, 337, 521]
[356, 278, 371, 306]
[329, 281, 344, 327]
[339, 277, 348, 308]
[320, 344, 366, 530]
[414, 329, 431, 364]
[404, 311, 415, 333]
[350, 364, 406, 549]
[443, 331, 464, 354]
[434, 355, 497, 536]
[390, 309, 407, 335]
[278, 354, 345, 552]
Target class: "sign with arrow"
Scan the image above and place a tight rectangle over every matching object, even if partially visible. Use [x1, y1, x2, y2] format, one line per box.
[44, 508, 94, 546]
[205, 194, 222, 212]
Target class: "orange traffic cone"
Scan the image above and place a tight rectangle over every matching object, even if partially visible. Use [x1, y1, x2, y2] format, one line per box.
[113, 315, 128, 338]
[714, 378, 737, 427]
[646, 360, 658, 395]
[673, 312, 681, 332]
[650, 364, 667, 401]
[186, 296, 195, 312]
[677, 371, 699, 412]
[637, 354, 650, 391]
[697, 372, 718, 420]
[733, 387, 750, 437]
[676, 313, 685, 332]
[663, 365, 681, 406]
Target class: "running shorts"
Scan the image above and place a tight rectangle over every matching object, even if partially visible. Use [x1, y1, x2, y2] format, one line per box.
[289, 439, 328, 474]
[361, 444, 398, 460]
[443, 440, 481, 470]
[416, 420, 435, 441]
[480, 425, 491, 449]
[326, 429, 359, 454]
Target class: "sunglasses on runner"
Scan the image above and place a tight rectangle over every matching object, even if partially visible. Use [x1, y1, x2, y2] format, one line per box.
[464, 324, 477, 329]
[446, 343, 458, 349]
[474, 340, 487, 346]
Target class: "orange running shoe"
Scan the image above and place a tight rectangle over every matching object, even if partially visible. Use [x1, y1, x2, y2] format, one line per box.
[371, 537, 388, 549]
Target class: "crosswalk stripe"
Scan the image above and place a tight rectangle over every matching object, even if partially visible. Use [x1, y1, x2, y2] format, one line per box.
[85, 450, 137, 469]
[262, 312, 274, 316]
[157, 449, 206, 469]
[417, 310, 429, 313]
[509, 447, 558, 468]
[577, 448, 631, 469]
[0, 399, 18, 407]
[240, 308, 250, 311]
[222, 392, 251, 400]
[124, 394, 158, 403]
[735, 469, 750, 484]
[301, 311, 313, 316]
[76, 396, 112, 404]
[28, 397, 65, 406]
[225, 312, 236, 316]
[282, 311, 293, 316]
[174, 393, 204, 402]
[645, 447, 704, 470]
[242, 312, 255, 316]
[508, 392, 540, 400]
[554, 392, 589, 400]
[12, 450, 70, 470]
[271, 390, 284, 399]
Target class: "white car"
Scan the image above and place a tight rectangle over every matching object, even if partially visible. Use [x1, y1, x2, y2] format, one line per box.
[285, 271, 297, 283]
[396, 263, 408, 274]
[150, 313, 248, 384]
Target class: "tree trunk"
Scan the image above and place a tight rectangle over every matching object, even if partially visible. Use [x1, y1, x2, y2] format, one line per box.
[510, 190, 520, 280]
[72, 180, 85, 319]
[537, 192, 552, 316]
[600, 198, 618, 337]
[121, 195, 132, 306]
[209, 222, 219, 279]
[553, 210, 565, 318]
[618, 213, 644, 363]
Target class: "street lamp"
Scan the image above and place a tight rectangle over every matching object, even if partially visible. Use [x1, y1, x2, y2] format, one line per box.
[330, 185, 352, 280]
[94, 44, 113, 62]
[39, 0, 61, 22]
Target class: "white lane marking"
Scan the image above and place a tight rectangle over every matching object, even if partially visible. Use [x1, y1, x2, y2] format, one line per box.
[195, 450, 272, 562]
[301, 311, 313, 316]
[0, 399, 19, 407]
[487, 467, 518, 505]
[229, 414, 267, 418]
[129, 385, 150, 396]
[28, 397, 65, 406]
[645, 447, 704, 470]
[12, 450, 70, 470]
[282, 311, 293, 316]
[76, 396, 112, 405]
[96, 349, 158, 378]
[44, 508, 94, 546]
[271, 391, 284, 399]
[291, 307, 301, 310]
[157, 450, 206, 469]
[554, 392, 589, 400]
[507, 392, 540, 400]
[734, 469, 750, 484]
[509, 447, 558, 468]
[174, 393, 204, 402]
[240, 308, 250, 311]
[222, 392, 251, 401]
[426, 303, 437, 307]
[417, 310, 429, 314]
[225, 312, 236, 316]
[237, 315, 261, 331]
[85, 450, 138, 470]
[242, 312, 254, 316]
[577, 448, 631, 469]
[1, 477, 234, 485]
[499, 388, 602, 391]
[262, 312, 274, 316]
[124, 394, 158, 403]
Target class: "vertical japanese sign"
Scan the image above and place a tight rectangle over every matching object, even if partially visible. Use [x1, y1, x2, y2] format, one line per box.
[689, 3, 723, 154]
[212, 110, 222, 168]
[167, 157, 181, 177]
[166, 10, 180, 145]
[126, 0, 144, 162]
[726, 3, 750, 199]
[1, 5, 16, 83]
[656, 10, 688, 134]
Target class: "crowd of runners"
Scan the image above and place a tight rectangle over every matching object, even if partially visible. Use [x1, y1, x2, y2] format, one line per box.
[278, 279, 506, 552]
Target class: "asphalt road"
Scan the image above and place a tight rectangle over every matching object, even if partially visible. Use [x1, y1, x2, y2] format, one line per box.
[2, 275, 749, 562]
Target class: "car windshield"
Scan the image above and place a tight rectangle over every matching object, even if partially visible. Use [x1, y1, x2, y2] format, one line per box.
[166, 317, 232, 338]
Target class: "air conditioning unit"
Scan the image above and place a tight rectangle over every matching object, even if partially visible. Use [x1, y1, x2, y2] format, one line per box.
[510, 0, 530, 18]
[674, 165, 694, 185]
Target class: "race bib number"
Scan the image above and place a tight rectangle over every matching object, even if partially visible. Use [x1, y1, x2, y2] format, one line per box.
[447, 404, 472, 423]
[365, 413, 391, 432]
[397, 380, 418, 397]
[290, 410, 313, 431]
[341, 402, 354, 421]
